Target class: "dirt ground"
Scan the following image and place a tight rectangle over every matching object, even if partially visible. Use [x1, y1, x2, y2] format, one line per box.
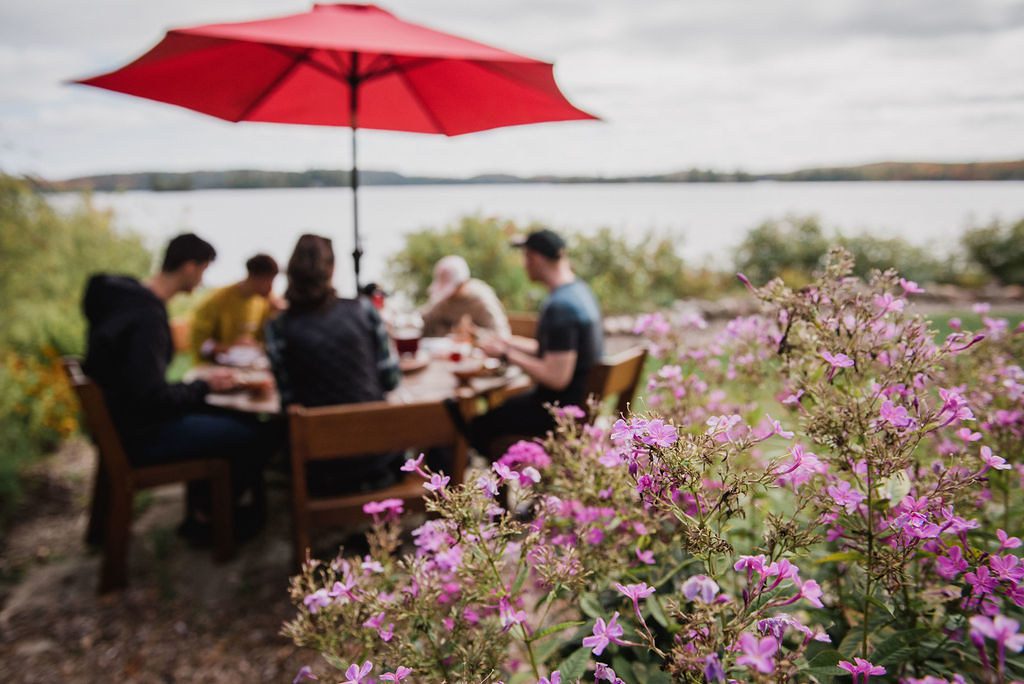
[0, 438, 341, 684]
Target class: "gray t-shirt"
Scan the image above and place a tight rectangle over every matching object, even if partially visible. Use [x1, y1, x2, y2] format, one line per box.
[535, 280, 603, 406]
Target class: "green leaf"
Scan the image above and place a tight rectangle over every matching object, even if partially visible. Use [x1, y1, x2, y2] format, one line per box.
[802, 648, 846, 677]
[531, 621, 586, 643]
[866, 595, 896, 620]
[556, 646, 592, 683]
[632, 661, 672, 684]
[579, 594, 604, 619]
[838, 627, 871, 658]
[870, 627, 930, 665]
[647, 595, 670, 629]
[511, 562, 530, 595]
[815, 550, 864, 565]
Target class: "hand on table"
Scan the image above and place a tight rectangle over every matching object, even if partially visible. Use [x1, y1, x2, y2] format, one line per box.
[476, 333, 509, 359]
[205, 368, 239, 393]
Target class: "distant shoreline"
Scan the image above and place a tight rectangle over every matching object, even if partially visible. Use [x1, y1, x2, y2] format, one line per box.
[33, 159, 1024, 193]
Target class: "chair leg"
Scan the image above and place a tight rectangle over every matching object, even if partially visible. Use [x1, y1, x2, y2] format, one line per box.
[292, 511, 311, 572]
[85, 468, 110, 547]
[209, 463, 235, 564]
[98, 488, 132, 594]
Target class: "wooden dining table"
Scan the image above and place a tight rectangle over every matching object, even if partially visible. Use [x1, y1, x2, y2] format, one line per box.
[184, 348, 531, 415]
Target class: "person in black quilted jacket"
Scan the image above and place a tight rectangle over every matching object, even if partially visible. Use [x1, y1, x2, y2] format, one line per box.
[265, 234, 401, 494]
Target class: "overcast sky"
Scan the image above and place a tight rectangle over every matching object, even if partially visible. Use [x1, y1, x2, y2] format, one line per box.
[2, 0, 1022, 179]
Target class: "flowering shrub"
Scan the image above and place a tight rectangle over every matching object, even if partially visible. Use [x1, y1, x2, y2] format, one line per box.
[0, 348, 78, 526]
[287, 249, 1022, 683]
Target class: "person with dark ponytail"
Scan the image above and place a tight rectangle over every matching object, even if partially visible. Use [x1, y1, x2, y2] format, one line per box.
[265, 234, 401, 493]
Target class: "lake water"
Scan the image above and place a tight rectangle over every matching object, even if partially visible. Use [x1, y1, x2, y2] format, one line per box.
[48, 182, 1024, 294]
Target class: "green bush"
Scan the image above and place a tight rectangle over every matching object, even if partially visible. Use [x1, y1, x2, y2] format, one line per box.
[735, 214, 961, 286]
[387, 215, 730, 315]
[0, 174, 152, 528]
[961, 217, 1024, 285]
[387, 215, 542, 312]
[0, 176, 153, 355]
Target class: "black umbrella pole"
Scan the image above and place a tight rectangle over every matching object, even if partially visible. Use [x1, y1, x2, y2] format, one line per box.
[349, 53, 363, 293]
[351, 125, 362, 293]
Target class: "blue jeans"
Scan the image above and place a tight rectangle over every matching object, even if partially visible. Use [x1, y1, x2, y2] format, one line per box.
[130, 412, 281, 518]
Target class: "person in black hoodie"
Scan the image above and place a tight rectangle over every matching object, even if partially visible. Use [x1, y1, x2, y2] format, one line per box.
[83, 233, 275, 539]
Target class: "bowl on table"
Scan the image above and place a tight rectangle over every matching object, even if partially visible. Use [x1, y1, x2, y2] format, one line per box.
[451, 357, 504, 384]
[398, 353, 430, 374]
[215, 345, 266, 368]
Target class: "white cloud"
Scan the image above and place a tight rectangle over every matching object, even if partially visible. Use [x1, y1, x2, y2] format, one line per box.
[1, 0, 1022, 178]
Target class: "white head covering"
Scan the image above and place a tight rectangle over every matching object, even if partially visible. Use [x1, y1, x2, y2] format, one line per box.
[427, 255, 471, 304]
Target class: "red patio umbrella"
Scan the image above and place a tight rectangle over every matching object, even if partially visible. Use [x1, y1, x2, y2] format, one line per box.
[74, 3, 597, 289]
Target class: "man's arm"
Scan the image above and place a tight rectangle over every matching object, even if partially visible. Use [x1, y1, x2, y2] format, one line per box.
[506, 346, 576, 391]
[124, 312, 211, 413]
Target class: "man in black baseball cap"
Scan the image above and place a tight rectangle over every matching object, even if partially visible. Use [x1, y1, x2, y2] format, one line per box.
[510, 228, 566, 260]
[466, 228, 603, 457]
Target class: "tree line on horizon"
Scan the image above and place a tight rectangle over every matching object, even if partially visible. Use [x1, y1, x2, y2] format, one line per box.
[33, 159, 1024, 192]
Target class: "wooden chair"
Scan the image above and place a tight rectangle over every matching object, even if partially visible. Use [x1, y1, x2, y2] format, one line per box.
[507, 311, 539, 338]
[288, 398, 474, 567]
[584, 346, 649, 418]
[63, 357, 234, 594]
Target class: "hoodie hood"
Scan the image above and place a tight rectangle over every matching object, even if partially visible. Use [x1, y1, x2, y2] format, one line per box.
[83, 274, 164, 334]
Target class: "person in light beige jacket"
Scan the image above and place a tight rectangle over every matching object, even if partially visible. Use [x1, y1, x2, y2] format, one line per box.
[421, 255, 510, 338]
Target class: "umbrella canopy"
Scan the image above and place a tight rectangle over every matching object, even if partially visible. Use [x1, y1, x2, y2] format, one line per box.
[75, 3, 597, 287]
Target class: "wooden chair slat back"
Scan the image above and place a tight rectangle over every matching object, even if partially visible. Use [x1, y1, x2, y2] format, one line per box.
[62, 357, 133, 483]
[586, 346, 648, 416]
[288, 400, 461, 461]
[507, 312, 539, 339]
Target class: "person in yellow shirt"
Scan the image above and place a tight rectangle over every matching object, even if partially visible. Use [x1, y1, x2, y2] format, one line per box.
[190, 254, 279, 359]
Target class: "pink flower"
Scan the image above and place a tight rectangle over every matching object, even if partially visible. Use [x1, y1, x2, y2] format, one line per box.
[400, 453, 427, 477]
[379, 666, 413, 682]
[293, 666, 318, 684]
[956, 428, 982, 442]
[989, 554, 1024, 583]
[681, 574, 720, 603]
[980, 446, 1010, 470]
[997, 529, 1022, 550]
[303, 589, 331, 614]
[582, 612, 626, 655]
[362, 498, 404, 521]
[761, 414, 794, 439]
[900, 278, 924, 294]
[965, 565, 1000, 596]
[821, 350, 854, 379]
[734, 554, 768, 578]
[594, 663, 625, 683]
[735, 633, 779, 674]
[614, 582, 656, 616]
[969, 614, 1024, 653]
[838, 657, 886, 682]
[874, 292, 905, 314]
[556, 405, 586, 420]
[636, 547, 655, 565]
[643, 418, 678, 447]
[879, 400, 915, 429]
[827, 480, 866, 514]
[499, 596, 528, 632]
[423, 473, 451, 494]
[342, 661, 373, 684]
[935, 546, 968, 580]
[477, 475, 499, 497]
[798, 579, 824, 608]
